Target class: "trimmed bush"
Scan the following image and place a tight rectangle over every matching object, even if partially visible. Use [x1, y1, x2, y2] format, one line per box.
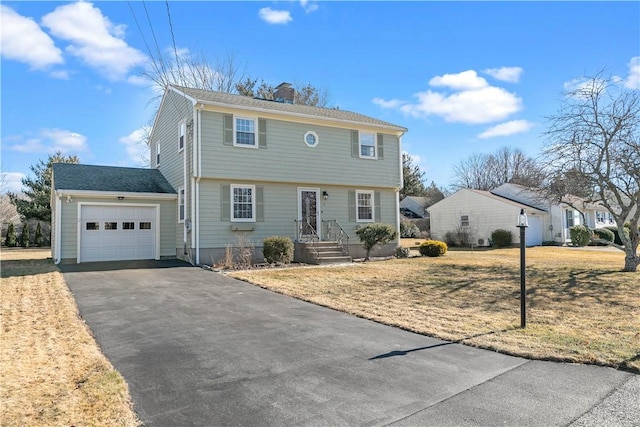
[394, 246, 410, 258]
[34, 222, 44, 247]
[570, 225, 591, 247]
[5, 223, 17, 247]
[604, 226, 630, 246]
[355, 223, 398, 260]
[491, 229, 513, 248]
[262, 236, 294, 264]
[419, 240, 448, 257]
[19, 222, 30, 247]
[592, 228, 614, 244]
[400, 221, 419, 238]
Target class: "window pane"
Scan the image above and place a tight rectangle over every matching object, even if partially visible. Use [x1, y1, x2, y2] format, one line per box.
[86, 222, 99, 230]
[140, 222, 152, 230]
[236, 118, 256, 146]
[123, 222, 135, 230]
[359, 132, 376, 157]
[105, 222, 118, 230]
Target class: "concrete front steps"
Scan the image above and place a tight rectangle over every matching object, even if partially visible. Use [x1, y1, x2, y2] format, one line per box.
[294, 241, 351, 265]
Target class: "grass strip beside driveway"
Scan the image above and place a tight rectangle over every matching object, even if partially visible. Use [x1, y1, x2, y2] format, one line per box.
[231, 247, 640, 373]
[0, 249, 139, 426]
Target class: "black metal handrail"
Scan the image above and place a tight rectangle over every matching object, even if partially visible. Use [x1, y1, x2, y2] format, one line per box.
[322, 219, 350, 256]
[294, 219, 320, 257]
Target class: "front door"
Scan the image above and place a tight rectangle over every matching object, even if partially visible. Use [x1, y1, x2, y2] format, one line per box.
[298, 188, 320, 238]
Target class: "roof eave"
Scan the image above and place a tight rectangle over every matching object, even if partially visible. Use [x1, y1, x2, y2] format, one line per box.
[54, 189, 177, 199]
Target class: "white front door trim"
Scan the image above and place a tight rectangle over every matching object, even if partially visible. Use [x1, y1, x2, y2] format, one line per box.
[297, 187, 321, 239]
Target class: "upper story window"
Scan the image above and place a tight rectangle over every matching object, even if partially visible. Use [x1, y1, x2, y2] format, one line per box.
[356, 190, 374, 222]
[178, 186, 185, 223]
[460, 215, 470, 227]
[155, 141, 160, 167]
[359, 132, 376, 159]
[179, 122, 185, 152]
[234, 117, 257, 148]
[304, 131, 319, 147]
[231, 184, 255, 222]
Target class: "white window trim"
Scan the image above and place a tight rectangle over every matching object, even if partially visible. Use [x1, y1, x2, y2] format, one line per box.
[178, 186, 185, 223]
[231, 184, 256, 222]
[359, 131, 377, 159]
[356, 190, 375, 222]
[233, 116, 259, 149]
[304, 130, 319, 147]
[155, 141, 161, 167]
[178, 121, 185, 152]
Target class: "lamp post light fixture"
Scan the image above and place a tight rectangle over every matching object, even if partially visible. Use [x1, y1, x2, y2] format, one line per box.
[517, 208, 528, 328]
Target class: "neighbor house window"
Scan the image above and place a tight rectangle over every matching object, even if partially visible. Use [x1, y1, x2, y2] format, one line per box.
[460, 215, 470, 227]
[140, 222, 152, 230]
[179, 122, 185, 151]
[234, 117, 257, 147]
[359, 132, 376, 159]
[86, 222, 99, 230]
[596, 211, 605, 223]
[156, 142, 161, 166]
[231, 184, 255, 222]
[123, 222, 135, 230]
[356, 190, 374, 222]
[566, 210, 575, 227]
[178, 186, 185, 223]
[105, 222, 118, 230]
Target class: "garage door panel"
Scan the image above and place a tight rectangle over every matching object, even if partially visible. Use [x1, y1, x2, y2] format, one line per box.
[80, 205, 157, 262]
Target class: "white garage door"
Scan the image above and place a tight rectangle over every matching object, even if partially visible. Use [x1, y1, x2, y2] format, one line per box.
[526, 215, 543, 247]
[80, 205, 157, 262]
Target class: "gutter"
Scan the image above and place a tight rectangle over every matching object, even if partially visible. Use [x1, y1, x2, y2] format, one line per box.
[54, 192, 62, 264]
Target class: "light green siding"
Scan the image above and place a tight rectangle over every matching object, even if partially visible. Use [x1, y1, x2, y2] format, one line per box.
[58, 197, 176, 262]
[199, 112, 401, 188]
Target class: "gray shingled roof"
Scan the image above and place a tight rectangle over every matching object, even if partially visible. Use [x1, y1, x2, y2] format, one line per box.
[53, 163, 176, 194]
[171, 85, 408, 132]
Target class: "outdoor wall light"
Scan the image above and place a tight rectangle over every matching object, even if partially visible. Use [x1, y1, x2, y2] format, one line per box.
[323, 191, 329, 201]
[117, 196, 125, 200]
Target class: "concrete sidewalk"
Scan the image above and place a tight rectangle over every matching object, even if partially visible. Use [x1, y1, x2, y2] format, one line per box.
[62, 261, 638, 426]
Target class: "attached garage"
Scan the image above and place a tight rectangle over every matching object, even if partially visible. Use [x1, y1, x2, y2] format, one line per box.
[51, 163, 177, 264]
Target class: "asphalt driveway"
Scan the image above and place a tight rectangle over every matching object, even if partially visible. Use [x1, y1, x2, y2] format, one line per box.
[62, 261, 638, 426]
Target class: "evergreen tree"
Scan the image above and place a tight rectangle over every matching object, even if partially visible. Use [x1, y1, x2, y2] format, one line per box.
[401, 153, 427, 199]
[19, 222, 30, 247]
[5, 223, 17, 247]
[34, 222, 44, 247]
[8, 152, 79, 222]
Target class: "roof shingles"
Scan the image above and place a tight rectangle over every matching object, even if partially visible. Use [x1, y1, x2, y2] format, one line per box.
[52, 163, 176, 194]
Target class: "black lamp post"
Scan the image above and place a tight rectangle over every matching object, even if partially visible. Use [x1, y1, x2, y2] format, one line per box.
[517, 209, 528, 328]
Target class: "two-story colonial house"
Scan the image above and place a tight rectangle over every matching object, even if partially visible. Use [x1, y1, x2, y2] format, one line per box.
[51, 84, 407, 265]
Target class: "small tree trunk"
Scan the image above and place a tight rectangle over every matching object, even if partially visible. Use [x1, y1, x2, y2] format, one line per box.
[623, 253, 638, 272]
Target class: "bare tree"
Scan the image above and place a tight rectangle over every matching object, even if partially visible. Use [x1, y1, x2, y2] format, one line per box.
[451, 147, 543, 191]
[235, 78, 330, 107]
[542, 74, 640, 272]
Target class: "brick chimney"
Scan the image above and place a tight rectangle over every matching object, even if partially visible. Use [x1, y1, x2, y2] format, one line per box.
[274, 82, 295, 104]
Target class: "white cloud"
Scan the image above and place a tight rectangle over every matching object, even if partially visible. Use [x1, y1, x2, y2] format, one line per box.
[484, 67, 523, 83]
[259, 7, 293, 24]
[300, 0, 319, 13]
[625, 56, 640, 90]
[402, 85, 522, 124]
[119, 127, 150, 166]
[1, 172, 26, 193]
[41, 1, 146, 81]
[50, 70, 70, 79]
[477, 120, 532, 139]
[429, 70, 488, 90]
[7, 129, 88, 154]
[372, 97, 405, 109]
[0, 5, 64, 69]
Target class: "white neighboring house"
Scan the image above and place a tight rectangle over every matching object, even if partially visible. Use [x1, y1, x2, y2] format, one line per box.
[428, 183, 616, 247]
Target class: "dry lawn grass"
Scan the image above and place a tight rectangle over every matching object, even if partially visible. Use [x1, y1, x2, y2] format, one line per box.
[0, 248, 139, 426]
[231, 247, 640, 373]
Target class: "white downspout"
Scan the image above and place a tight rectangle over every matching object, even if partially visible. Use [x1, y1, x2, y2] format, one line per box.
[54, 193, 62, 264]
[195, 105, 202, 265]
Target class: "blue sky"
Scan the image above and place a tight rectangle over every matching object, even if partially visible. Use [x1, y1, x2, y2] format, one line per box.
[1, 1, 639, 194]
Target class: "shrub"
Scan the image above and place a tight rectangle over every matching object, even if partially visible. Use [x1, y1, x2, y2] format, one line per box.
[592, 228, 614, 244]
[569, 225, 591, 246]
[394, 246, 410, 258]
[400, 221, 419, 238]
[491, 229, 513, 248]
[355, 223, 398, 260]
[443, 231, 458, 247]
[5, 223, 17, 247]
[34, 222, 44, 247]
[19, 222, 30, 247]
[419, 240, 448, 257]
[604, 226, 630, 246]
[262, 236, 294, 264]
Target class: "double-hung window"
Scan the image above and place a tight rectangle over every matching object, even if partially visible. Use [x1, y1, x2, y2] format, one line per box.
[178, 186, 185, 222]
[178, 122, 185, 151]
[231, 184, 255, 222]
[356, 190, 374, 222]
[460, 215, 470, 227]
[359, 132, 376, 159]
[234, 117, 257, 147]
